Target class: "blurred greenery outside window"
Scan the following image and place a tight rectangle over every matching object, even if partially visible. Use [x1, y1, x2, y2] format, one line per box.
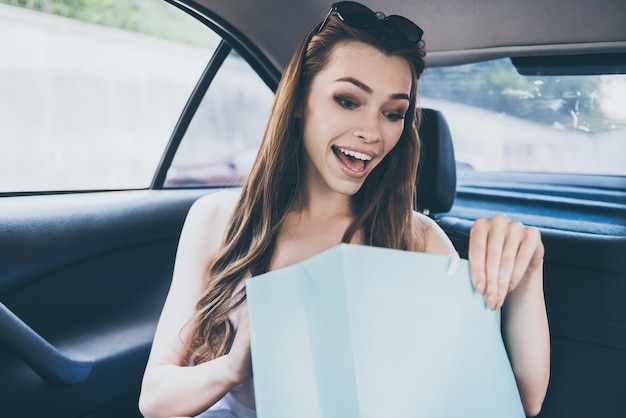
[420, 59, 626, 175]
[1, 0, 215, 48]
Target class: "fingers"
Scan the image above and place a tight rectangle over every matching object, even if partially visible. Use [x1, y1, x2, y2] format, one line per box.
[469, 214, 507, 309]
[228, 307, 253, 383]
[469, 214, 543, 310]
[510, 226, 544, 289]
[238, 307, 250, 334]
[232, 307, 251, 350]
[499, 220, 526, 294]
[468, 216, 493, 296]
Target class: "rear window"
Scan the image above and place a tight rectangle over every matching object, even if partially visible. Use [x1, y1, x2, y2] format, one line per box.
[419, 58, 626, 176]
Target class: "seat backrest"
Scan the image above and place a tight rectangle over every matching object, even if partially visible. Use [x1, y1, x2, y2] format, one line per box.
[416, 108, 457, 215]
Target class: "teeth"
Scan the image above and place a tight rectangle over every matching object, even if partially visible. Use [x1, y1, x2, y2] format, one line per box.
[337, 147, 372, 161]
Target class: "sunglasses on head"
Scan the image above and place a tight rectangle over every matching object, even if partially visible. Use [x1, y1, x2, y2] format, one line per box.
[318, 1, 424, 43]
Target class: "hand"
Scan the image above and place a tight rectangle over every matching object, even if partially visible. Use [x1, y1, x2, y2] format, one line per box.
[226, 307, 253, 384]
[468, 214, 544, 310]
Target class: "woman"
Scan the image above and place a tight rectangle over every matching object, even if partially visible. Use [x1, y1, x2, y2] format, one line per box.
[139, 2, 550, 417]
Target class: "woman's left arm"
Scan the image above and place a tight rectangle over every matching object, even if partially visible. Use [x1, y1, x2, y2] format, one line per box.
[468, 214, 550, 417]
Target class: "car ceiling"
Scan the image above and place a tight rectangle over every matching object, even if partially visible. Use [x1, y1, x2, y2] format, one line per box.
[187, 0, 626, 69]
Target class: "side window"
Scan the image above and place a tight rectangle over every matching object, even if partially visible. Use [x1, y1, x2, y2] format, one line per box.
[164, 50, 275, 188]
[420, 58, 626, 176]
[0, 0, 218, 193]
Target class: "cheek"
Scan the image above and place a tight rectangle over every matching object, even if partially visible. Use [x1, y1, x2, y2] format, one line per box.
[302, 116, 331, 161]
[382, 125, 405, 156]
[303, 106, 346, 152]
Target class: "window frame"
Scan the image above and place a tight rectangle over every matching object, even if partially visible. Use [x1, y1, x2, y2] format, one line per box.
[150, 0, 281, 189]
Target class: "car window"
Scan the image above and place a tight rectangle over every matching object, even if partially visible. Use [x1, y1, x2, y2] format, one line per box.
[164, 50, 275, 188]
[420, 58, 626, 176]
[0, 0, 218, 193]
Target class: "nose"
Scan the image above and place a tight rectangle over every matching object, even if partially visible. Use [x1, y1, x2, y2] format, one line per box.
[353, 111, 382, 143]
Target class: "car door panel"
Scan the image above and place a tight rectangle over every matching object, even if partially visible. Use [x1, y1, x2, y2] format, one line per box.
[0, 189, 209, 417]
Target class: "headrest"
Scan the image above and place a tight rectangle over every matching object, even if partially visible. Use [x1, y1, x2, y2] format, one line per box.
[416, 108, 457, 215]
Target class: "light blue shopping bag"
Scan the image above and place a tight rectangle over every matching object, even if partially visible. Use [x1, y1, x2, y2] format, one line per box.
[246, 244, 525, 418]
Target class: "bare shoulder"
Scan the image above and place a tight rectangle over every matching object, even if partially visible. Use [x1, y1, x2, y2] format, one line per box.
[412, 211, 457, 256]
[180, 189, 241, 260]
[143, 190, 242, 368]
[187, 189, 240, 225]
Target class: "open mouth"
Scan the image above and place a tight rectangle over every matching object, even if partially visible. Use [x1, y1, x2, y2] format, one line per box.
[332, 146, 373, 173]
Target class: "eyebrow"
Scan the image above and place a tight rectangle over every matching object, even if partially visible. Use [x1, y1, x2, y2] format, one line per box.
[335, 77, 410, 101]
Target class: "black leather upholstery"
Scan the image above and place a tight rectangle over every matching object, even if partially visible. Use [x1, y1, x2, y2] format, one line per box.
[416, 108, 457, 214]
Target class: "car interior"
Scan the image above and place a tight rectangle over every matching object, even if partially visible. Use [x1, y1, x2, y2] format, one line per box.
[1, 0, 625, 417]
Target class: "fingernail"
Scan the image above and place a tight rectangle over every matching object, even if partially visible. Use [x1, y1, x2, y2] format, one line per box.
[475, 281, 484, 293]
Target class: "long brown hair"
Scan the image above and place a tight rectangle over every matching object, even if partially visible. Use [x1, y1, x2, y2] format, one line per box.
[186, 13, 427, 364]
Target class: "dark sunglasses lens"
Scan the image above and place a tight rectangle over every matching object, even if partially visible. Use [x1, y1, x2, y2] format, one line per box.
[387, 15, 424, 42]
[335, 1, 377, 28]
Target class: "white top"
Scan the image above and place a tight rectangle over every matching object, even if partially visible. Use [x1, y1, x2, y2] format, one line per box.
[195, 391, 256, 418]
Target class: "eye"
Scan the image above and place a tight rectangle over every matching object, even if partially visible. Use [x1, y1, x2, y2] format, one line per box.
[384, 111, 406, 122]
[334, 95, 359, 110]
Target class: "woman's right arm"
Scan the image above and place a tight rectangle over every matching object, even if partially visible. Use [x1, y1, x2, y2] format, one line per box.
[138, 191, 250, 418]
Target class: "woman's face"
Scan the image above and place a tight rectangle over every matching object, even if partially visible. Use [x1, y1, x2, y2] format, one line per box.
[301, 41, 413, 198]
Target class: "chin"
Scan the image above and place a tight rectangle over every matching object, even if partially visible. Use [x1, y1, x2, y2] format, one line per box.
[329, 178, 367, 197]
